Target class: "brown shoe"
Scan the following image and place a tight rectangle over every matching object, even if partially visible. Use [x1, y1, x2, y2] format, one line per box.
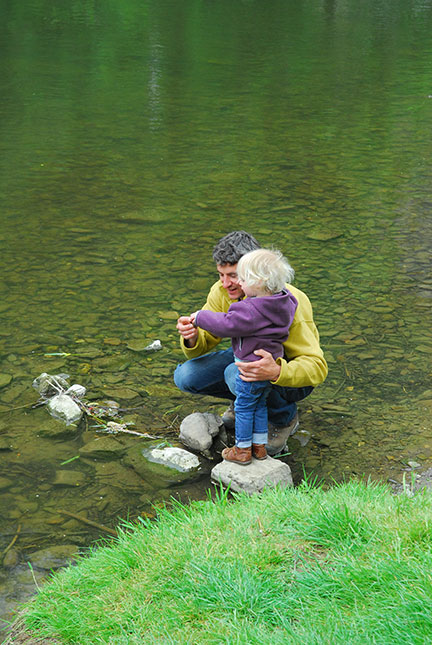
[252, 444, 267, 460]
[221, 445, 252, 465]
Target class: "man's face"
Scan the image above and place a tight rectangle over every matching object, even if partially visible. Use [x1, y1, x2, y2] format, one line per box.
[217, 263, 244, 300]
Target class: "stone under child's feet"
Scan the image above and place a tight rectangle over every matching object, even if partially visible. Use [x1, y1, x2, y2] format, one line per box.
[221, 445, 252, 465]
[252, 444, 267, 460]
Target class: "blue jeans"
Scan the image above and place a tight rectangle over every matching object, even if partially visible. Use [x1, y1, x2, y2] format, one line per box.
[174, 348, 314, 427]
[234, 372, 270, 448]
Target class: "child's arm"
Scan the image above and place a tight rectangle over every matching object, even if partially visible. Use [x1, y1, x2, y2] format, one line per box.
[195, 301, 254, 338]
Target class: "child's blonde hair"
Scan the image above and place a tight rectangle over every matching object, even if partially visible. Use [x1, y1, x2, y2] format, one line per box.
[237, 248, 294, 294]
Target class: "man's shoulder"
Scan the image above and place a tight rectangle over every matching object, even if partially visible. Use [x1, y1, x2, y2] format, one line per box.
[287, 284, 313, 320]
[286, 283, 308, 301]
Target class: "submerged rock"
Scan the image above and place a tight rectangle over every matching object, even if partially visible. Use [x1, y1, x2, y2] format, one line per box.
[0, 374, 13, 389]
[53, 470, 87, 487]
[28, 545, 80, 570]
[3, 548, 20, 569]
[0, 475, 12, 489]
[0, 437, 13, 451]
[211, 456, 293, 495]
[38, 414, 77, 438]
[47, 394, 83, 426]
[79, 436, 125, 459]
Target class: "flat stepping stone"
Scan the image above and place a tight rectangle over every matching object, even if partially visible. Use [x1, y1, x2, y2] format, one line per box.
[211, 456, 293, 494]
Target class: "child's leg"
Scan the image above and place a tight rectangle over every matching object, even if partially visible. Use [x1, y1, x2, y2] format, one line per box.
[252, 383, 271, 447]
[233, 373, 258, 448]
[221, 373, 255, 465]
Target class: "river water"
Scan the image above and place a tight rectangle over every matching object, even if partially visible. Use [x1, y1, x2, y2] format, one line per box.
[1, 0, 432, 630]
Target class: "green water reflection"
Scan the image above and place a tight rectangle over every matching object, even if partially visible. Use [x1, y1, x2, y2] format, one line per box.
[1, 0, 432, 627]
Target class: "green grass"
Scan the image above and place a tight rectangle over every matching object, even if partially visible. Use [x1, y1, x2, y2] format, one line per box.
[16, 479, 432, 644]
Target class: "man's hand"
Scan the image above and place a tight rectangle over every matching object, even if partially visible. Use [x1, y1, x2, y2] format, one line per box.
[176, 315, 199, 347]
[236, 349, 281, 382]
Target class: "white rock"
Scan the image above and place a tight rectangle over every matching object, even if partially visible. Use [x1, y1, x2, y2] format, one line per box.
[148, 447, 200, 472]
[144, 340, 162, 351]
[66, 384, 86, 398]
[47, 394, 83, 426]
[32, 372, 70, 395]
[211, 456, 293, 495]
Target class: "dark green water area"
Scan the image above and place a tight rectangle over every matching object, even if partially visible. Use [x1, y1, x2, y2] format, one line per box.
[1, 0, 432, 629]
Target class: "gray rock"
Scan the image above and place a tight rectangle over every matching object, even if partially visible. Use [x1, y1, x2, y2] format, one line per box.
[146, 446, 200, 472]
[211, 456, 293, 495]
[32, 372, 70, 395]
[28, 545, 79, 570]
[202, 412, 224, 437]
[47, 394, 83, 425]
[179, 412, 223, 455]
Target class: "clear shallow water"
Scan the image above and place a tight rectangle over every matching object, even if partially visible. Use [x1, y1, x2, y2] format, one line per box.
[1, 0, 432, 629]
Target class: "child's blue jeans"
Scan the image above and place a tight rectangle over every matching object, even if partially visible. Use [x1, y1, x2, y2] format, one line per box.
[234, 371, 271, 448]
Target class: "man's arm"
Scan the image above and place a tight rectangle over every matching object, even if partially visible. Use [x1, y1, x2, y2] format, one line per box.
[176, 316, 199, 348]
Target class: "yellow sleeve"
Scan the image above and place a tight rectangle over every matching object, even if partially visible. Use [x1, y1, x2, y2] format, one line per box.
[180, 282, 230, 359]
[271, 285, 328, 388]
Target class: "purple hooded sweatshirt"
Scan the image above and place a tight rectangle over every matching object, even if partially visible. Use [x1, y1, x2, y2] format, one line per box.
[195, 289, 298, 362]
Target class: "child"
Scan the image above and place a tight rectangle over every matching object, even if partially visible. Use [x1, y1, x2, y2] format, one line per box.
[191, 248, 298, 465]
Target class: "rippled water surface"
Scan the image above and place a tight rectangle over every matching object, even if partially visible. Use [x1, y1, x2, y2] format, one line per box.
[1, 0, 432, 629]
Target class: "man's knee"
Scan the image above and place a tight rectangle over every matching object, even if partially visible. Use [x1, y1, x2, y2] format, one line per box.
[224, 362, 238, 396]
[174, 361, 197, 393]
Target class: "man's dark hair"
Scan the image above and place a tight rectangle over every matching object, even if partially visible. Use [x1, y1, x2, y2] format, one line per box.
[212, 231, 261, 265]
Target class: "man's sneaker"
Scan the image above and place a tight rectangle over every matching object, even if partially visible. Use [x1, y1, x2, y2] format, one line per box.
[267, 413, 299, 456]
[221, 401, 235, 431]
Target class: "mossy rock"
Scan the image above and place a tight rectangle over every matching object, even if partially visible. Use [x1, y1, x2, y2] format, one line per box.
[124, 442, 204, 488]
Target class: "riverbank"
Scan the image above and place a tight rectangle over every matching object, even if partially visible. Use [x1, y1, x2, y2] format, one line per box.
[4, 478, 432, 644]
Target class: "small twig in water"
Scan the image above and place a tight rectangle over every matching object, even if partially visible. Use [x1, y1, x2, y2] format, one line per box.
[58, 509, 118, 537]
[2, 523, 21, 556]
